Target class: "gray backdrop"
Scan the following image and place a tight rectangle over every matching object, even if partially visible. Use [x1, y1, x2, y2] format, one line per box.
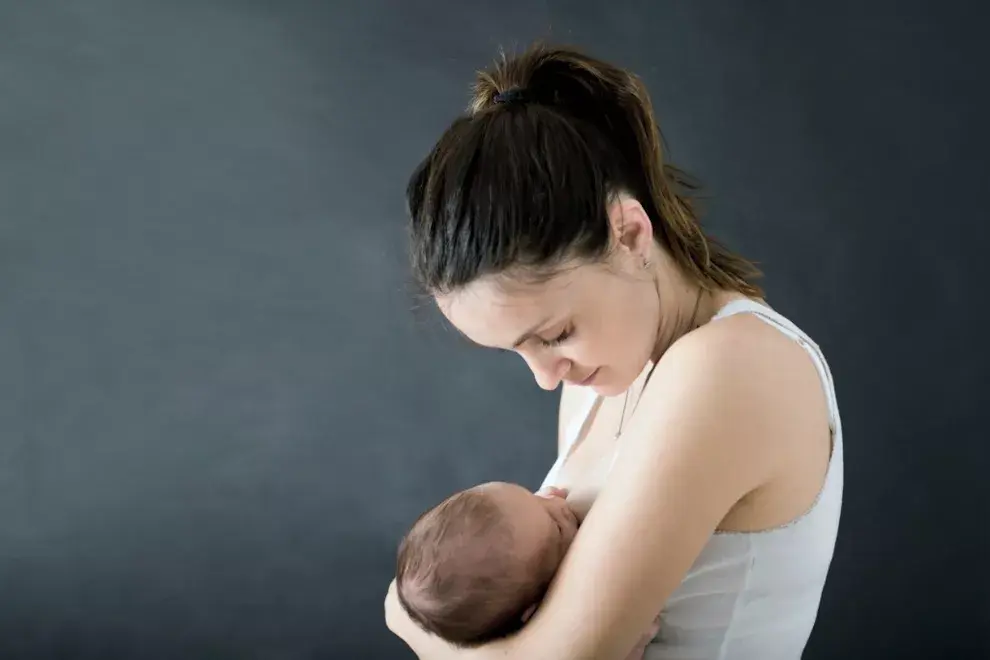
[2, 1, 987, 658]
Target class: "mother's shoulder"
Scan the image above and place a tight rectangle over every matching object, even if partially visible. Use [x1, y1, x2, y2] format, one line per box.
[667, 307, 811, 377]
[635, 309, 825, 461]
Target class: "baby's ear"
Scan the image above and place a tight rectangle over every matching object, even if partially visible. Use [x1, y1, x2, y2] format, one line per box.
[520, 603, 538, 623]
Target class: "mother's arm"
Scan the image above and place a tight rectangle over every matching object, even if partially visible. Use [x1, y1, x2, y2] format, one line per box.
[386, 325, 795, 659]
[383, 383, 585, 658]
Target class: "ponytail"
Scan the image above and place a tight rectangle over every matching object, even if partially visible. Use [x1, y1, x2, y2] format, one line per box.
[469, 43, 761, 295]
[408, 42, 761, 296]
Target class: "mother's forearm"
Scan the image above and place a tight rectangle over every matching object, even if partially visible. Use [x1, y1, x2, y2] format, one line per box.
[384, 580, 464, 660]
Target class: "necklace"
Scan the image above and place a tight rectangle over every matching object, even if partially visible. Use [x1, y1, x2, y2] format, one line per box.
[614, 286, 706, 441]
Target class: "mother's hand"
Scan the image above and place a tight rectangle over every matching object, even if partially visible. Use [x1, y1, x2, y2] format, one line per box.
[623, 616, 662, 660]
[385, 488, 570, 659]
[385, 579, 469, 660]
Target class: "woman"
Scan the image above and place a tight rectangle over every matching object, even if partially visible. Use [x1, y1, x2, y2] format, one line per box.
[385, 42, 843, 660]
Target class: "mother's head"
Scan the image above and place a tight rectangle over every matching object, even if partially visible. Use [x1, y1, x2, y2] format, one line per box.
[407, 43, 762, 396]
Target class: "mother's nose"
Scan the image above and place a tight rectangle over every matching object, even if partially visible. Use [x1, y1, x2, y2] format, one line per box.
[522, 353, 571, 391]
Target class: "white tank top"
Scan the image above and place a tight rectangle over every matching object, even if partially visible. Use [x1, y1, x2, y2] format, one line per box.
[540, 298, 843, 660]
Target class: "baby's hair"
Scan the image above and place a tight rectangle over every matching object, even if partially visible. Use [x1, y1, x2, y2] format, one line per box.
[395, 488, 555, 646]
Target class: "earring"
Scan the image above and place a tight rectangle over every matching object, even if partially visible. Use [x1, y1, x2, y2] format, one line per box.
[642, 257, 651, 269]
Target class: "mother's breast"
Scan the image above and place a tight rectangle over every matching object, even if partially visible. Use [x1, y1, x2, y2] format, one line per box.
[557, 448, 616, 523]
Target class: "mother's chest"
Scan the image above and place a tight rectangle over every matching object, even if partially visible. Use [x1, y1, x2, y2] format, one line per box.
[554, 429, 620, 521]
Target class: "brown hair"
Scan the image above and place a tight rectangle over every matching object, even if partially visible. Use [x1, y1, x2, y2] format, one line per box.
[395, 488, 556, 647]
[406, 41, 762, 296]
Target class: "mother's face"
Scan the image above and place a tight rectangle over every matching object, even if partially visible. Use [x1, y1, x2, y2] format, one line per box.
[436, 259, 660, 397]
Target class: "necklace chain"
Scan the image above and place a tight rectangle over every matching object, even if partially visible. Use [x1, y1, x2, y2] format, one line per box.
[614, 287, 706, 440]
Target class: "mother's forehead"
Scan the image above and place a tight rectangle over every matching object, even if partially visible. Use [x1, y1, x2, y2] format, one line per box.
[437, 273, 577, 319]
[435, 274, 581, 346]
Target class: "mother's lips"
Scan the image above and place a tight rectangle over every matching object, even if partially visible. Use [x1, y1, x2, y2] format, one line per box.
[577, 368, 600, 386]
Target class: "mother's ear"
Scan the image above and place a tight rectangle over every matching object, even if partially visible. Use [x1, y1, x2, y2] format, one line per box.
[607, 195, 655, 269]
[521, 603, 539, 623]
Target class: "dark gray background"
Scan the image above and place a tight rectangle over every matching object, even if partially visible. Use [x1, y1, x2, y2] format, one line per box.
[2, 1, 987, 658]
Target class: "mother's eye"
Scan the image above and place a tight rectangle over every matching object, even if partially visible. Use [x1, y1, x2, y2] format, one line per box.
[540, 327, 573, 348]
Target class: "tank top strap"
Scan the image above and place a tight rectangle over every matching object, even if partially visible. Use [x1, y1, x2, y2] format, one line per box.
[540, 388, 600, 490]
[597, 299, 841, 494]
[713, 299, 841, 438]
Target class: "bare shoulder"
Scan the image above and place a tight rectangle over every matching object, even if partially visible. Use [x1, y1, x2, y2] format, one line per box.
[664, 308, 825, 410]
[694, 310, 827, 424]
[627, 309, 830, 493]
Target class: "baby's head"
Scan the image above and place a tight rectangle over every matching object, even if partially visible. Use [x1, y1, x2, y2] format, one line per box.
[395, 482, 578, 647]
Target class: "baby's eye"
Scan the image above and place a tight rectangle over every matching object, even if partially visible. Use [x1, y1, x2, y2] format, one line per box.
[540, 327, 573, 348]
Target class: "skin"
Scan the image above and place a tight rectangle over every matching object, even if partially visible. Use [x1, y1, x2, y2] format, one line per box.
[385, 195, 832, 659]
[416, 485, 658, 659]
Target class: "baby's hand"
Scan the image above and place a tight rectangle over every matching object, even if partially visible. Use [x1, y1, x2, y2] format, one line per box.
[535, 485, 569, 499]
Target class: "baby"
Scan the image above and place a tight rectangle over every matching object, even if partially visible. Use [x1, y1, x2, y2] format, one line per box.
[395, 482, 578, 646]
[395, 481, 660, 656]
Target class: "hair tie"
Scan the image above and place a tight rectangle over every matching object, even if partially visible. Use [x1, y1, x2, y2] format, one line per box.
[493, 88, 527, 105]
